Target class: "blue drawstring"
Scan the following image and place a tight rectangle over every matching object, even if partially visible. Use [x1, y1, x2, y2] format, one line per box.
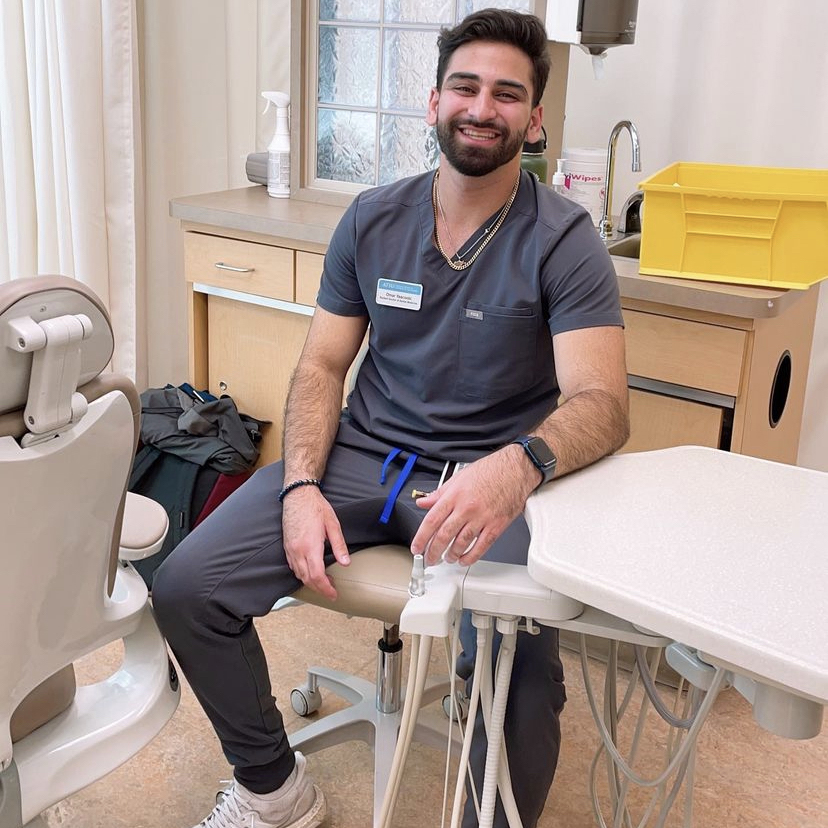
[379, 449, 418, 524]
[380, 448, 402, 484]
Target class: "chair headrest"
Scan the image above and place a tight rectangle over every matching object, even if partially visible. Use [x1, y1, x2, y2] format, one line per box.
[0, 276, 114, 428]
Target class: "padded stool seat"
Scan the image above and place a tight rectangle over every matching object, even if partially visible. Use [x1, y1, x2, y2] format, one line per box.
[292, 544, 414, 623]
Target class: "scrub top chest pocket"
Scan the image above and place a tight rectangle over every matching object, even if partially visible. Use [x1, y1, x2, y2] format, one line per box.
[457, 303, 540, 399]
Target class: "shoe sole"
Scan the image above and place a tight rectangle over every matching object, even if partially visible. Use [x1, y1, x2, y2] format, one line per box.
[290, 785, 326, 828]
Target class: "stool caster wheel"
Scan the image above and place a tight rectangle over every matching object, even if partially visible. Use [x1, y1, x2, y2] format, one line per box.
[442, 690, 469, 723]
[291, 684, 322, 716]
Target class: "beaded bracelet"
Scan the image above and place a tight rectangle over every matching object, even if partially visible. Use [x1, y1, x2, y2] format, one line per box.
[278, 477, 322, 503]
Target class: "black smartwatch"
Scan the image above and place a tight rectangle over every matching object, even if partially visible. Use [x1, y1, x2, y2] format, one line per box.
[512, 435, 557, 487]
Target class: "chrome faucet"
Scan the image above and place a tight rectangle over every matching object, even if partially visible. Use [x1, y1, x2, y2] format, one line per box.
[599, 120, 641, 240]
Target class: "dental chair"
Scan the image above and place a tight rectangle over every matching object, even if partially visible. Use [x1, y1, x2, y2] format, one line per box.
[0, 276, 180, 828]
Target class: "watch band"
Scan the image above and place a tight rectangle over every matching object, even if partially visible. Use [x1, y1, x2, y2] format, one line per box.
[512, 435, 557, 487]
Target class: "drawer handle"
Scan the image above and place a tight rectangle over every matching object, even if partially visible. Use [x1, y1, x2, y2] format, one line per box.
[214, 262, 255, 273]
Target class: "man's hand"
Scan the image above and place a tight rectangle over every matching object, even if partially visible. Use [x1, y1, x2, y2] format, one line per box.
[282, 486, 350, 600]
[410, 447, 537, 567]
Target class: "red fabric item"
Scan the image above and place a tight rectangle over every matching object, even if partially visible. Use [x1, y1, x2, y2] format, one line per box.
[193, 470, 253, 527]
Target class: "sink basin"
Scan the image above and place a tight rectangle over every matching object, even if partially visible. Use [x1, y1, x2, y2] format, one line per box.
[604, 233, 641, 259]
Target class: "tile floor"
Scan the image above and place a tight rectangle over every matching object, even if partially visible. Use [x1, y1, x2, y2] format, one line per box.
[46, 603, 827, 828]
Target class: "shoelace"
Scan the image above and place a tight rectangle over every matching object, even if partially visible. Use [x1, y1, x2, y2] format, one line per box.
[199, 783, 247, 828]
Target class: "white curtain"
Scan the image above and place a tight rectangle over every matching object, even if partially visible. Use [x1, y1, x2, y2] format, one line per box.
[0, 0, 144, 381]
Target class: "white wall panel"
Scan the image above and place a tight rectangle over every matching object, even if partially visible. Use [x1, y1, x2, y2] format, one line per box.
[563, 0, 828, 470]
[140, 0, 289, 389]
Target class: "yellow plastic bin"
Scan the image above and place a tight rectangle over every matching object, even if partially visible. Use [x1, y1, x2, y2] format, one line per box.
[638, 162, 828, 289]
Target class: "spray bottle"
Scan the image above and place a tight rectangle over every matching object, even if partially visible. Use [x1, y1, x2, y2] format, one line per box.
[261, 91, 290, 198]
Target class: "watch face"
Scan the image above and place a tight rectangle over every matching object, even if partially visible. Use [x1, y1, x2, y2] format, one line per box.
[526, 436, 556, 469]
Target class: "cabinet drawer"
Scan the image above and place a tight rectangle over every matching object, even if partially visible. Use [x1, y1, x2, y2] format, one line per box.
[295, 251, 324, 306]
[622, 389, 724, 453]
[184, 232, 294, 302]
[623, 309, 746, 395]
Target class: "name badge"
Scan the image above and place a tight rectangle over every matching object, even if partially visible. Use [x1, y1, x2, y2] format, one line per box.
[376, 278, 423, 311]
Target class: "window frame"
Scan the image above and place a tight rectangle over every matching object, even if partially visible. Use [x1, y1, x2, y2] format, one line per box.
[289, 0, 555, 207]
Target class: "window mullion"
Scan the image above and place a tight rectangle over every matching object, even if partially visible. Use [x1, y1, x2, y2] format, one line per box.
[375, 7, 384, 186]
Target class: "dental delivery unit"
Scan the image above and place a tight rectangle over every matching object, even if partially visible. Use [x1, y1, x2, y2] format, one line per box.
[373, 447, 828, 828]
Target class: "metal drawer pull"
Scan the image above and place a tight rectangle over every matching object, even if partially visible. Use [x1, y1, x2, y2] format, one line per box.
[214, 262, 254, 273]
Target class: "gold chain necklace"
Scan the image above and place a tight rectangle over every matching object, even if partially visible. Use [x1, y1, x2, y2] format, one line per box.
[432, 171, 521, 271]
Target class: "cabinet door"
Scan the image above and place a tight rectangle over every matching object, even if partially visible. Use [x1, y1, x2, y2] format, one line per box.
[207, 296, 310, 466]
[623, 388, 724, 453]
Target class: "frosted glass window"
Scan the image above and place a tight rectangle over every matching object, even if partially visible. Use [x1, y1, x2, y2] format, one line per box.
[312, 0, 536, 189]
[382, 30, 438, 111]
[459, 0, 533, 14]
[317, 109, 376, 184]
[319, 0, 380, 21]
[379, 114, 440, 185]
[384, 0, 453, 25]
[318, 27, 379, 107]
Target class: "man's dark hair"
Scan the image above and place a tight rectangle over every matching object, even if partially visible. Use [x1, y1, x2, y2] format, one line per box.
[436, 9, 551, 107]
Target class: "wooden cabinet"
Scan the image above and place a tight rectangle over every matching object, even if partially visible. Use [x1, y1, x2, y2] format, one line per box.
[185, 233, 294, 302]
[295, 251, 325, 306]
[620, 291, 819, 464]
[182, 226, 325, 466]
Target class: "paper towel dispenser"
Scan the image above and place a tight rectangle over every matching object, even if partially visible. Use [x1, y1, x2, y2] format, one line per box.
[546, 0, 639, 55]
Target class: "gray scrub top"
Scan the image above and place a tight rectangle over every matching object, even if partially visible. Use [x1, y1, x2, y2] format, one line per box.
[317, 169, 623, 462]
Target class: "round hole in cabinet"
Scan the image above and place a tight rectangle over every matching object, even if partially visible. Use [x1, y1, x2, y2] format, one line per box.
[768, 350, 791, 428]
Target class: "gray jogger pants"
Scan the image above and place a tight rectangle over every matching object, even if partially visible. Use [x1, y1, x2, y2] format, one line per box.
[152, 428, 566, 828]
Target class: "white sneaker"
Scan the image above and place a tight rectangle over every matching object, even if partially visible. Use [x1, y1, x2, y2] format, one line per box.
[194, 752, 326, 828]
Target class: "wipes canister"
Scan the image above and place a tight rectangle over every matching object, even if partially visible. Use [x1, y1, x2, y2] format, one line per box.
[561, 147, 608, 227]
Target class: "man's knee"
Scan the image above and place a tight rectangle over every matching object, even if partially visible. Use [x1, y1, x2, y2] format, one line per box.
[151, 538, 206, 636]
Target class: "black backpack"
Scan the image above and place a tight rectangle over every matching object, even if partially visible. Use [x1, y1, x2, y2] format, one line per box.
[127, 385, 265, 588]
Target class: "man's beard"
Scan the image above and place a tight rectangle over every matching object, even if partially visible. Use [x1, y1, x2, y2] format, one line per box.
[435, 115, 528, 177]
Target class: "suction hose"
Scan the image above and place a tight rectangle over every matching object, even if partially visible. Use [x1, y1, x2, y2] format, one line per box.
[450, 615, 492, 828]
[478, 616, 519, 828]
[377, 633, 433, 828]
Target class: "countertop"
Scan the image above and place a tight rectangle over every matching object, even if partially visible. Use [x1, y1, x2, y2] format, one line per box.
[525, 446, 828, 704]
[171, 186, 807, 319]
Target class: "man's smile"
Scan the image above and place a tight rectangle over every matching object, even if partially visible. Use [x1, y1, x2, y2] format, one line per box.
[457, 124, 501, 142]
[436, 112, 525, 176]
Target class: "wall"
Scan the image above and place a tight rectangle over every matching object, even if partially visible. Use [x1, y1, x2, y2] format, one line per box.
[562, 0, 828, 471]
[139, 0, 288, 390]
[140, 0, 827, 470]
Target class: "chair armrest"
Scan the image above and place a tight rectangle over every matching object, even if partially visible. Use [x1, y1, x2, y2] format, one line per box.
[119, 492, 168, 561]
